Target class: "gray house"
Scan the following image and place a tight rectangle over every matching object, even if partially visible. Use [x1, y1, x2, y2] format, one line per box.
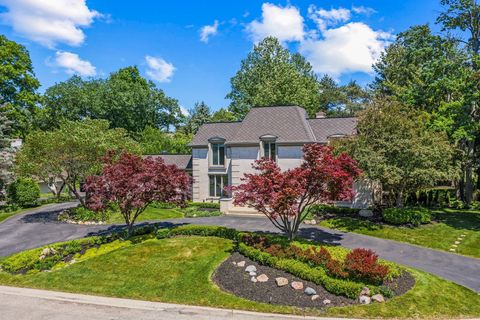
[159, 106, 372, 214]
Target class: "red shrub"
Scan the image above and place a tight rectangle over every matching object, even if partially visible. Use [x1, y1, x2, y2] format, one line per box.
[344, 248, 389, 283]
[326, 259, 348, 278]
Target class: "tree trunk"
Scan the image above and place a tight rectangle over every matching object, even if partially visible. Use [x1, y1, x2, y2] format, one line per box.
[396, 190, 404, 208]
[465, 164, 474, 205]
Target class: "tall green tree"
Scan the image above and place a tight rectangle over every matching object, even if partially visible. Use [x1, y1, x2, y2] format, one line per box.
[335, 98, 454, 207]
[138, 126, 192, 155]
[0, 105, 13, 193]
[226, 37, 321, 118]
[15, 119, 140, 206]
[211, 108, 237, 122]
[318, 75, 369, 116]
[183, 101, 211, 135]
[437, 0, 480, 202]
[0, 35, 40, 138]
[41, 67, 182, 133]
[372, 24, 477, 203]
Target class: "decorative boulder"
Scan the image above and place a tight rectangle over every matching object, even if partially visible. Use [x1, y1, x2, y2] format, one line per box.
[291, 281, 304, 290]
[237, 261, 245, 267]
[311, 295, 320, 301]
[257, 274, 269, 282]
[359, 295, 371, 305]
[304, 287, 317, 296]
[323, 299, 331, 305]
[359, 209, 373, 217]
[245, 265, 257, 273]
[249, 271, 257, 276]
[275, 277, 288, 287]
[250, 276, 258, 283]
[371, 294, 385, 303]
[360, 287, 371, 296]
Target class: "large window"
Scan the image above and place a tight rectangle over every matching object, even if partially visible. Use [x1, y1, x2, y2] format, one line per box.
[209, 175, 228, 197]
[211, 143, 225, 166]
[263, 141, 276, 161]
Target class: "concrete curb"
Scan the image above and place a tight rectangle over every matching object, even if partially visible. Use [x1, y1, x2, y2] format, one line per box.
[0, 285, 356, 320]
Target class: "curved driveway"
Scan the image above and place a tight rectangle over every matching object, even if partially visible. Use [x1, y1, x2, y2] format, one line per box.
[0, 202, 479, 293]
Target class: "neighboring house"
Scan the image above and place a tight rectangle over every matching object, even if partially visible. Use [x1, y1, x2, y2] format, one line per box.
[166, 106, 372, 214]
[146, 154, 193, 174]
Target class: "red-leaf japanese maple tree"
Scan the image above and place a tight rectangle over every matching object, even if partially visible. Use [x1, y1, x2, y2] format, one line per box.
[85, 152, 191, 233]
[231, 144, 361, 240]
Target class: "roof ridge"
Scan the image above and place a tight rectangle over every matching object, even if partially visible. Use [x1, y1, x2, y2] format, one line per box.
[295, 106, 317, 142]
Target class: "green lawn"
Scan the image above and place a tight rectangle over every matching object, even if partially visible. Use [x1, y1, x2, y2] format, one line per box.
[319, 208, 480, 258]
[0, 236, 479, 318]
[107, 206, 184, 224]
[0, 204, 50, 223]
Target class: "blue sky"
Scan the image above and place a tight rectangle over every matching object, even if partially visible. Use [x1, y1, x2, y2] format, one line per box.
[0, 0, 443, 113]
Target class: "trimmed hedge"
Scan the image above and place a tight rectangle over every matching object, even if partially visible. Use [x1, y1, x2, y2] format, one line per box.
[187, 201, 220, 209]
[383, 207, 431, 226]
[157, 225, 237, 240]
[7, 178, 40, 207]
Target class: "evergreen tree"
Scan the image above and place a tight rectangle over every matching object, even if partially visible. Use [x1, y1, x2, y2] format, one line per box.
[183, 101, 211, 135]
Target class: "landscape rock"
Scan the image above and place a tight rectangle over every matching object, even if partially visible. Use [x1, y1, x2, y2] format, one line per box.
[322, 299, 331, 305]
[257, 274, 269, 282]
[304, 287, 317, 296]
[245, 265, 257, 273]
[311, 295, 320, 301]
[275, 277, 288, 287]
[237, 261, 245, 267]
[250, 276, 257, 283]
[359, 209, 373, 217]
[360, 287, 370, 296]
[310, 219, 316, 225]
[371, 294, 385, 303]
[249, 271, 257, 276]
[454, 241, 460, 244]
[232, 262, 237, 266]
[359, 295, 371, 305]
[291, 281, 304, 290]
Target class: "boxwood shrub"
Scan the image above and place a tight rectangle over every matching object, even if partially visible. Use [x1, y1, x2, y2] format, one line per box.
[7, 178, 40, 207]
[383, 207, 431, 226]
[187, 201, 220, 209]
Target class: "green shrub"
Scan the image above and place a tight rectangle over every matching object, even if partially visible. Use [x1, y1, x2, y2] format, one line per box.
[237, 243, 366, 299]
[7, 178, 40, 207]
[379, 285, 395, 298]
[187, 201, 220, 209]
[382, 207, 431, 226]
[182, 207, 222, 218]
[60, 206, 108, 222]
[158, 225, 238, 240]
[150, 202, 176, 209]
[309, 204, 360, 216]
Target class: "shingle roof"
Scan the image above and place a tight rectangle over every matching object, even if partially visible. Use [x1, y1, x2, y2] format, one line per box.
[145, 154, 192, 170]
[189, 122, 241, 147]
[308, 117, 357, 142]
[227, 106, 316, 145]
[189, 106, 357, 146]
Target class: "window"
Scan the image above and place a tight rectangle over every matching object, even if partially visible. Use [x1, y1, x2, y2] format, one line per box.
[263, 141, 276, 161]
[211, 143, 225, 166]
[209, 175, 228, 197]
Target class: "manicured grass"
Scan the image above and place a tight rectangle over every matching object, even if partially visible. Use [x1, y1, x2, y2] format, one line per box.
[106, 206, 184, 224]
[0, 236, 478, 318]
[0, 204, 49, 223]
[319, 208, 480, 258]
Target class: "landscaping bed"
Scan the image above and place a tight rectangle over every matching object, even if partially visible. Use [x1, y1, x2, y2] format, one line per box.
[214, 252, 415, 309]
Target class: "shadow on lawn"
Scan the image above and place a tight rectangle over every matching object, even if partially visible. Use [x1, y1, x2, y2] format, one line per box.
[322, 216, 383, 232]
[433, 209, 480, 231]
[21, 209, 63, 224]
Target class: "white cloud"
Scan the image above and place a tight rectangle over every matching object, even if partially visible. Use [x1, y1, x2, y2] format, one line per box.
[246, 3, 304, 43]
[180, 106, 190, 116]
[55, 51, 96, 76]
[200, 20, 219, 43]
[145, 55, 175, 83]
[352, 6, 377, 16]
[308, 5, 350, 30]
[300, 22, 392, 77]
[0, 0, 101, 48]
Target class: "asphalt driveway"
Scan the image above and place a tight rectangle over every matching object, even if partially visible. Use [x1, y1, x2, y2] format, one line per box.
[0, 202, 479, 293]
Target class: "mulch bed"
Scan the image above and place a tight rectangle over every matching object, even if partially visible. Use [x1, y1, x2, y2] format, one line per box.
[212, 252, 415, 309]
